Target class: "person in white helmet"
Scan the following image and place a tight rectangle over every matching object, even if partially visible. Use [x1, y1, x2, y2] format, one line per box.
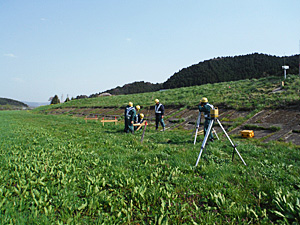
[154, 99, 165, 131]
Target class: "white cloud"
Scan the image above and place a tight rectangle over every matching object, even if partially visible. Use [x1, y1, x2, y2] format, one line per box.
[126, 38, 132, 42]
[40, 18, 47, 21]
[4, 53, 16, 58]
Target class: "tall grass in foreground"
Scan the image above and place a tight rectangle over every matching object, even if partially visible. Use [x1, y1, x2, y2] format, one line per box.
[0, 111, 299, 224]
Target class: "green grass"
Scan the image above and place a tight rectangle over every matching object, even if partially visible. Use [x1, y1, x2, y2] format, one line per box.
[0, 111, 299, 224]
[244, 124, 281, 132]
[33, 75, 300, 114]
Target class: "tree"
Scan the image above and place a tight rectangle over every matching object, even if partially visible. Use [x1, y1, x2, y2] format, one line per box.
[51, 95, 60, 104]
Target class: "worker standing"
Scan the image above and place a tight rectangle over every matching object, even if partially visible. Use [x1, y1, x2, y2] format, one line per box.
[124, 102, 130, 132]
[154, 99, 165, 131]
[124, 102, 135, 133]
[126, 102, 136, 134]
[198, 97, 214, 142]
[134, 105, 141, 123]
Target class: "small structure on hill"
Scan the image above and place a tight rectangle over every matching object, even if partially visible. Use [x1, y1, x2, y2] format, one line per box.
[99, 93, 112, 97]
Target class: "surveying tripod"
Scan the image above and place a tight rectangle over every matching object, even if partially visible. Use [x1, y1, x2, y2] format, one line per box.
[193, 112, 219, 145]
[195, 108, 247, 167]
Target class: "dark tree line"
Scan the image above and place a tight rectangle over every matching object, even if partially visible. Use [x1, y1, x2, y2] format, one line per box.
[86, 53, 299, 98]
[163, 53, 299, 89]
[0, 98, 28, 107]
[94, 81, 163, 97]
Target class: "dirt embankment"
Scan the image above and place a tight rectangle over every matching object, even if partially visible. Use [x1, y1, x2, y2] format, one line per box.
[45, 105, 300, 146]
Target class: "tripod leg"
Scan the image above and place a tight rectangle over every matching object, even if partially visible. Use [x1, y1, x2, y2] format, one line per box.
[193, 113, 201, 145]
[216, 119, 247, 166]
[213, 128, 219, 140]
[195, 120, 214, 166]
[191, 126, 196, 139]
[193, 127, 199, 145]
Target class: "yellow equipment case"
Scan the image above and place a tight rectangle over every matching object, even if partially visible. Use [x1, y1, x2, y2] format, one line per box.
[241, 130, 254, 138]
[210, 107, 219, 118]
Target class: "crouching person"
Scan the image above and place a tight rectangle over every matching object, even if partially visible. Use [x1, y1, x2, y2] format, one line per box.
[134, 113, 145, 130]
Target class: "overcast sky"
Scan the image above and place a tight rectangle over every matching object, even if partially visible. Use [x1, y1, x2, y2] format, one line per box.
[1, 0, 300, 102]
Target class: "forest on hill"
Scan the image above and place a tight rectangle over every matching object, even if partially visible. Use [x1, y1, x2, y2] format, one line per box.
[93, 53, 299, 97]
[163, 53, 299, 89]
[92, 81, 162, 97]
[0, 97, 28, 108]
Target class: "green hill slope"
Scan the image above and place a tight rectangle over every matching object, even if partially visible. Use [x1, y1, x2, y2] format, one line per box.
[163, 53, 299, 89]
[34, 75, 300, 113]
[0, 97, 28, 110]
[94, 53, 299, 97]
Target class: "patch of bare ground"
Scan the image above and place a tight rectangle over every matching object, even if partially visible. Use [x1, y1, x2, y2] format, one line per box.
[47, 105, 300, 146]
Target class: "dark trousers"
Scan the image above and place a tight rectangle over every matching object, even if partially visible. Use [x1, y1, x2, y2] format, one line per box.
[125, 117, 134, 134]
[155, 114, 165, 129]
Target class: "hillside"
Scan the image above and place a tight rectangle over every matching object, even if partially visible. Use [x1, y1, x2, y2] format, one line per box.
[163, 53, 299, 89]
[0, 97, 28, 110]
[36, 75, 300, 110]
[34, 75, 300, 145]
[93, 81, 162, 97]
[93, 53, 299, 97]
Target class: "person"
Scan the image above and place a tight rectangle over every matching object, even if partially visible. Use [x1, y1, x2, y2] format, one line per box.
[134, 105, 141, 124]
[154, 99, 165, 131]
[124, 102, 136, 133]
[134, 113, 145, 130]
[198, 97, 214, 142]
[126, 102, 136, 134]
[124, 102, 131, 132]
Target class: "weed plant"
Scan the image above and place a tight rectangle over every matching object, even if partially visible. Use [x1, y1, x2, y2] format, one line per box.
[0, 111, 299, 224]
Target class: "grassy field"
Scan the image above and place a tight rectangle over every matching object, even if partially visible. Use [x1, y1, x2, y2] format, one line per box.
[0, 110, 299, 224]
[34, 75, 300, 113]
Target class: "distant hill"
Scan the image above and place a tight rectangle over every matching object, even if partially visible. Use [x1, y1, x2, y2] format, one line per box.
[88, 53, 299, 97]
[163, 53, 299, 89]
[24, 101, 49, 108]
[93, 81, 163, 97]
[0, 97, 28, 109]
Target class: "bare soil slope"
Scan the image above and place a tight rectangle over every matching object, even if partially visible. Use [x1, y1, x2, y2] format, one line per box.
[46, 106, 300, 146]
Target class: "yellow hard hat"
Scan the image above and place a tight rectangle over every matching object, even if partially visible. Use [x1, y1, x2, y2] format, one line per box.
[200, 97, 208, 103]
[129, 102, 133, 107]
[140, 113, 144, 118]
[136, 105, 140, 111]
[155, 99, 159, 103]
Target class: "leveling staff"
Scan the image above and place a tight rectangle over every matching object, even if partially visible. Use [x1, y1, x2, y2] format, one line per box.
[154, 99, 165, 131]
[198, 97, 214, 142]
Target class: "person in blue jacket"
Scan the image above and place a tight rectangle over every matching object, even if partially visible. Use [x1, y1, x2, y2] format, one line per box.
[198, 97, 214, 142]
[124, 102, 136, 134]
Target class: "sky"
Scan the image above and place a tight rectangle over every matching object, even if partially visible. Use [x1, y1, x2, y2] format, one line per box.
[1, 0, 300, 103]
